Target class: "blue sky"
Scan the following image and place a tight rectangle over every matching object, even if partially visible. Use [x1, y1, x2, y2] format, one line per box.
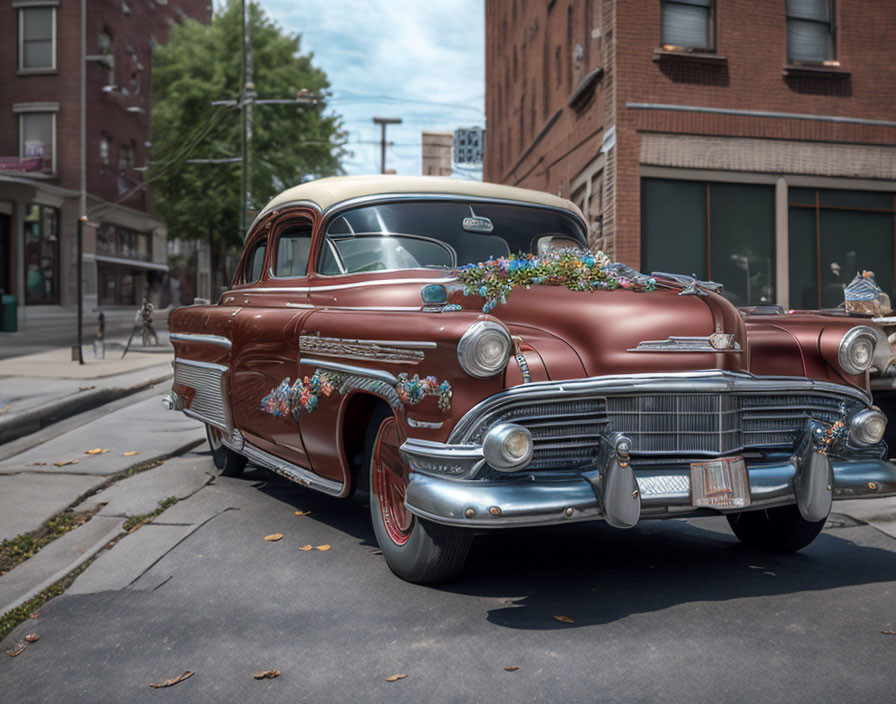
[263, 0, 485, 178]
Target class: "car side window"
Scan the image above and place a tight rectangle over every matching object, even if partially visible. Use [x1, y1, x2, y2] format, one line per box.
[245, 239, 267, 283]
[274, 227, 312, 278]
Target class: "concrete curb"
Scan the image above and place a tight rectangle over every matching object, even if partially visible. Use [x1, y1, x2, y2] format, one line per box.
[0, 371, 172, 445]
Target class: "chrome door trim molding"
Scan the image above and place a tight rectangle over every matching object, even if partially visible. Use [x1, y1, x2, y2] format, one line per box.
[170, 332, 232, 349]
[232, 439, 344, 497]
[300, 357, 399, 385]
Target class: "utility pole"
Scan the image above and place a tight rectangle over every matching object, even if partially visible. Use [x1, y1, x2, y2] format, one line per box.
[373, 117, 402, 174]
[75, 0, 87, 364]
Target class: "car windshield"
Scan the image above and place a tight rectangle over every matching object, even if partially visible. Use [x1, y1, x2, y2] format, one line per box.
[318, 200, 587, 275]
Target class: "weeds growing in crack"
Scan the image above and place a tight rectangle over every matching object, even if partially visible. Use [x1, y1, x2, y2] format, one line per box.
[0, 495, 180, 643]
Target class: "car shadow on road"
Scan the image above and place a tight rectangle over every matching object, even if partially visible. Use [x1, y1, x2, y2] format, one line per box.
[443, 517, 896, 630]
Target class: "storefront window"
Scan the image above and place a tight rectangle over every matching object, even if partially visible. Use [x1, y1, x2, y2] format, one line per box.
[789, 188, 895, 309]
[641, 179, 775, 306]
[24, 203, 58, 304]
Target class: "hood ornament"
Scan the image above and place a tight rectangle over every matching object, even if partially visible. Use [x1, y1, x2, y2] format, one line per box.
[651, 272, 723, 297]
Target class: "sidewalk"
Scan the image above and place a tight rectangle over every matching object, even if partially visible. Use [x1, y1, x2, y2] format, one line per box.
[0, 336, 174, 444]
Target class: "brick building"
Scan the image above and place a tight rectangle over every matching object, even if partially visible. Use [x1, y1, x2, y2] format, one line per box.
[484, 0, 896, 308]
[0, 0, 210, 327]
[421, 131, 453, 176]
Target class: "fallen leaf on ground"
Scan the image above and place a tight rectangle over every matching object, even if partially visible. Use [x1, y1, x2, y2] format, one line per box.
[0, 404, 9, 414]
[264, 534, 284, 542]
[294, 511, 310, 516]
[149, 671, 194, 688]
[123, 451, 139, 456]
[748, 565, 766, 570]
[504, 666, 520, 672]
[85, 448, 109, 455]
[54, 459, 78, 467]
[28, 613, 38, 619]
[882, 630, 896, 635]
[763, 571, 776, 576]
[554, 616, 575, 624]
[385, 674, 407, 682]
[253, 670, 281, 680]
[24, 634, 39, 643]
[5, 643, 27, 657]
[299, 545, 313, 551]
[28, 462, 47, 466]
[77, 386, 95, 392]
[315, 544, 331, 551]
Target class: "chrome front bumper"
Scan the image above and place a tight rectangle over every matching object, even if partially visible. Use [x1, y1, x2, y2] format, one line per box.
[403, 457, 896, 529]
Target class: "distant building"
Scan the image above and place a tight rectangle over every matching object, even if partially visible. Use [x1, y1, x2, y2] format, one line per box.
[421, 132, 453, 176]
[485, 0, 896, 309]
[0, 0, 210, 326]
[454, 126, 485, 165]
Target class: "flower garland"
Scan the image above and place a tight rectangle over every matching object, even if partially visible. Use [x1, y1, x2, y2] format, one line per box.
[454, 249, 657, 313]
[260, 369, 453, 419]
[395, 373, 453, 412]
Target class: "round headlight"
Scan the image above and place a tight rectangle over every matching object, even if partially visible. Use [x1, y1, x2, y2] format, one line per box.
[457, 321, 511, 378]
[482, 423, 534, 471]
[850, 409, 887, 446]
[838, 326, 877, 375]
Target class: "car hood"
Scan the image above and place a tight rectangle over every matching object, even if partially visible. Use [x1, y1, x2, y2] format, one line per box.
[466, 283, 749, 378]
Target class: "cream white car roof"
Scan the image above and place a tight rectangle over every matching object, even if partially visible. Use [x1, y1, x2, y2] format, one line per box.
[258, 175, 585, 221]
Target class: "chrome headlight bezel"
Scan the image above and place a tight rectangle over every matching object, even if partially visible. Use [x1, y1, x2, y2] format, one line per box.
[849, 408, 887, 446]
[838, 326, 877, 375]
[457, 320, 512, 378]
[482, 422, 534, 471]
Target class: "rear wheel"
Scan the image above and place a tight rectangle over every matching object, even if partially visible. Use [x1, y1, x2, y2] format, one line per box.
[367, 409, 472, 584]
[206, 425, 247, 477]
[726, 505, 825, 552]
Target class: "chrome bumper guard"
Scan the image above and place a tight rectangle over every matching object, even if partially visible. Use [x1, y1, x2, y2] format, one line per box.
[400, 441, 896, 529]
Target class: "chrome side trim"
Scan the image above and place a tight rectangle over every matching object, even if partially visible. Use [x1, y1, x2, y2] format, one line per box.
[403, 457, 896, 529]
[174, 358, 229, 373]
[299, 335, 435, 362]
[448, 370, 871, 444]
[407, 417, 444, 429]
[234, 440, 343, 496]
[301, 357, 399, 385]
[170, 332, 232, 349]
[628, 336, 741, 353]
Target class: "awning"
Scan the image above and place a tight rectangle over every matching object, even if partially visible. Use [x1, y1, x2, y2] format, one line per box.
[93, 254, 170, 272]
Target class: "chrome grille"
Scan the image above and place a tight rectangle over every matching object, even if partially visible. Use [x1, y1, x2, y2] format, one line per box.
[173, 360, 228, 429]
[468, 391, 851, 469]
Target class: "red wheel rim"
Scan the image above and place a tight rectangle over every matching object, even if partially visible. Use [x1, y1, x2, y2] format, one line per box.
[372, 417, 413, 546]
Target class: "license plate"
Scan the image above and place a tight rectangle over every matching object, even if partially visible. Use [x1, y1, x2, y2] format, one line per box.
[690, 457, 751, 508]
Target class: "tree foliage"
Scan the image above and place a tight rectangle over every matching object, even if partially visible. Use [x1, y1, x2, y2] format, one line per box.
[150, 1, 345, 261]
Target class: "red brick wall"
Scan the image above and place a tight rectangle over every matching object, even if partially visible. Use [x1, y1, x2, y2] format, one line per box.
[486, 0, 896, 268]
[0, 0, 211, 214]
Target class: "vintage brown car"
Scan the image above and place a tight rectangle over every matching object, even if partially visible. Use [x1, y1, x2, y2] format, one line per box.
[165, 175, 894, 583]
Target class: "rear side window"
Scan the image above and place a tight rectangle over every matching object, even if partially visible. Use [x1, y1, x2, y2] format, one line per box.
[245, 239, 267, 282]
[275, 227, 312, 277]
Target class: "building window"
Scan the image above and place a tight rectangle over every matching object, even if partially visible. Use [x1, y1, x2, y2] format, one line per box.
[19, 112, 55, 173]
[661, 0, 713, 51]
[641, 179, 775, 306]
[786, 0, 834, 64]
[788, 188, 894, 309]
[18, 6, 56, 71]
[24, 204, 59, 305]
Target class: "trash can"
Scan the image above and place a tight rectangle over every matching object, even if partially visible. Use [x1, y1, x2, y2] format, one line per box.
[1, 294, 16, 332]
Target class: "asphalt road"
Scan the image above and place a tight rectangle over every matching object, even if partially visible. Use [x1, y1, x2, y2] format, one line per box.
[3, 452, 896, 703]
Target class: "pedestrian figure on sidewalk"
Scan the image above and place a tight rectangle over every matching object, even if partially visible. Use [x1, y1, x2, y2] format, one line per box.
[93, 312, 105, 359]
[141, 297, 158, 347]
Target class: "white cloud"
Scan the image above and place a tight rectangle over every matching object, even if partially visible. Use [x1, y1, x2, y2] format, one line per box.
[262, 0, 484, 177]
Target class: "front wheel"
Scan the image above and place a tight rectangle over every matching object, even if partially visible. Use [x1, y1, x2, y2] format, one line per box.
[726, 505, 826, 552]
[206, 425, 247, 477]
[368, 411, 472, 584]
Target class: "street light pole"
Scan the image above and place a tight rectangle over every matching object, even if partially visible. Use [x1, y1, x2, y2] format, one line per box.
[373, 117, 402, 174]
[76, 0, 86, 364]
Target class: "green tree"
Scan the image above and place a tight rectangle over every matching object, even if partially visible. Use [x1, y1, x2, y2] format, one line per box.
[150, 0, 345, 287]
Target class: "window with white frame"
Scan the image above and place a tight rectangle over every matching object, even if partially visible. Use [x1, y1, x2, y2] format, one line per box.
[19, 112, 56, 173]
[786, 0, 834, 64]
[18, 5, 56, 71]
